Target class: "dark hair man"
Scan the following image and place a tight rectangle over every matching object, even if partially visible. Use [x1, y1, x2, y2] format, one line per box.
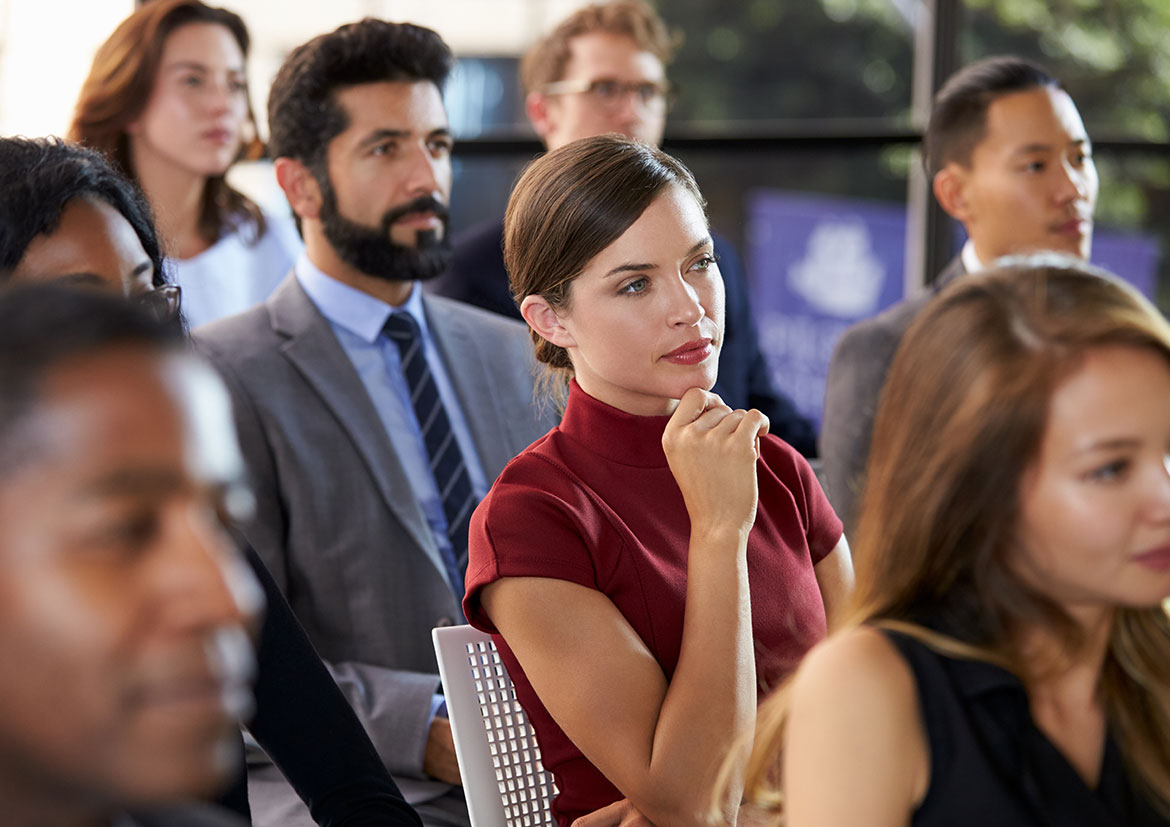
[0, 284, 258, 827]
[821, 56, 1098, 531]
[430, 0, 819, 457]
[194, 19, 555, 827]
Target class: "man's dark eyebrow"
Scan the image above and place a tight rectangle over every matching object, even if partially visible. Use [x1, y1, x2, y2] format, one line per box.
[1013, 136, 1091, 157]
[356, 129, 409, 151]
[132, 261, 153, 279]
[75, 468, 186, 500]
[604, 238, 712, 279]
[1012, 143, 1054, 156]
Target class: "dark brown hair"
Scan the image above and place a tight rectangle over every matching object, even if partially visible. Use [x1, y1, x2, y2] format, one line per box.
[924, 55, 1061, 177]
[520, 0, 680, 96]
[68, 0, 264, 246]
[504, 134, 703, 402]
[736, 258, 1170, 816]
[266, 19, 451, 178]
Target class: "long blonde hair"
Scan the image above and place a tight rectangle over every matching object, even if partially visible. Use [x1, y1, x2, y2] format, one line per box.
[737, 258, 1170, 818]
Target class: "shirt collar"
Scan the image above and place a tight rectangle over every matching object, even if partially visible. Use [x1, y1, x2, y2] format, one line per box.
[294, 253, 428, 343]
[960, 239, 986, 275]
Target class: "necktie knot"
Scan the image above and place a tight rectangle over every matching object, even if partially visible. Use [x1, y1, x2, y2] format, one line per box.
[383, 310, 421, 342]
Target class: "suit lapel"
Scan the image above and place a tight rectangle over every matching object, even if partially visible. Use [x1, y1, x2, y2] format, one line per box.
[422, 294, 515, 483]
[266, 278, 445, 574]
[932, 254, 966, 293]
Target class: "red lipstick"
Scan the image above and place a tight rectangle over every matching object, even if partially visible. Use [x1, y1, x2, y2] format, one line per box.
[662, 338, 714, 365]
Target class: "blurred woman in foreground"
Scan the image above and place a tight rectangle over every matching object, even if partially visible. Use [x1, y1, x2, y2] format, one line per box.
[738, 259, 1170, 826]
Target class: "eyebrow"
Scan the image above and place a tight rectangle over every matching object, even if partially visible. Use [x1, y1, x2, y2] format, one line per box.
[1013, 137, 1090, 156]
[75, 468, 187, 500]
[356, 127, 451, 152]
[54, 273, 109, 288]
[1073, 437, 1142, 456]
[76, 468, 243, 501]
[604, 238, 712, 279]
[165, 61, 243, 75]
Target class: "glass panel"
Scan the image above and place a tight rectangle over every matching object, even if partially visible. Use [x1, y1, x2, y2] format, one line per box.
[1091, 149, 1170, 311]
[662, 0, 916, 127]
[960, 0, 1170, 141]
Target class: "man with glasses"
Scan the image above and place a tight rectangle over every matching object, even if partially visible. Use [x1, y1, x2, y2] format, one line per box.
[431, 0, 818, 457]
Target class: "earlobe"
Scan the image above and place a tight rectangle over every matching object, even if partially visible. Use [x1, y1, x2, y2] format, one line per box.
[933, 165, 971, 223]
[274, 158, 322, 221]
[520, 295, 576, 349]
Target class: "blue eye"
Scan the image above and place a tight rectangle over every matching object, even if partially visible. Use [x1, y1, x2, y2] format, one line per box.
[692, 254, 719, 271]
[620, 277, 649, 295]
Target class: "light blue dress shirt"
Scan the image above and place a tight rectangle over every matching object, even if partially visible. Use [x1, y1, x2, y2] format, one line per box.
[294, 255, 489, 570]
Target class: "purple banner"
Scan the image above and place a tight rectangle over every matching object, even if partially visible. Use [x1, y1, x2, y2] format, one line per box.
[746, 188, 1162, 428]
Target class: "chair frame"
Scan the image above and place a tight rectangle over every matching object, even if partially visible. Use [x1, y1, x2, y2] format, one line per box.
[432, 624, 558, 827]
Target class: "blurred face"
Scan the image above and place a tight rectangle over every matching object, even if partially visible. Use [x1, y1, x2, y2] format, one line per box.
[12, 197, 155, 297]
[545, 184, 723, 416]
[0, 347, 260, 813]
[1014, 345, 1170, 626]
[317, 81, 453, 281]
[533, 31, 668, 150]
[941, 86, 1097, 262]
[128, 22, 250, 178]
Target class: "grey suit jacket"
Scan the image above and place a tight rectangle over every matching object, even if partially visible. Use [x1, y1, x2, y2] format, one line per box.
[820, 256, 965, 533]
[194, 275, 555, 808]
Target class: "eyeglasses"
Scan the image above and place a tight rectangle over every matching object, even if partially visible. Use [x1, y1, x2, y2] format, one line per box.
[541, 77, 673, 111]
[135, 284, 182, 323]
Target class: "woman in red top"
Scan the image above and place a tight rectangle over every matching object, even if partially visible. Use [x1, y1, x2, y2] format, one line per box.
[463, 135, 853, 827]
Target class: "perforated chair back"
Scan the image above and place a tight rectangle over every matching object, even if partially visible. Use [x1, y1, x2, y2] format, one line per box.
[432, 624, 558, 827]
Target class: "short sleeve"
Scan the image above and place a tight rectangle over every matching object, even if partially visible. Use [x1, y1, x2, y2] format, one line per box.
[462, 454, 605, 634]
[759, 435, 844, 565]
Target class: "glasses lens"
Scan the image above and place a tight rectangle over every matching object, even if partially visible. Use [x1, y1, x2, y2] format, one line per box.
[136, 285, 182, 323]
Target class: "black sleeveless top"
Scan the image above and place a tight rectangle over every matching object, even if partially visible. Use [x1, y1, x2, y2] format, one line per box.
[885, 630, 1169, 826]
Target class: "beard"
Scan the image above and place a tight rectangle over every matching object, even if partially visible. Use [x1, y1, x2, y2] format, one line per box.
[317, 179, 452, 282]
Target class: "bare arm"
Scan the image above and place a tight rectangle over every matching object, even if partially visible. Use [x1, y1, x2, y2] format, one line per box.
[482, 389, 767, 826]
[813, 537, 854, 628]
[783, 627, 927, 827]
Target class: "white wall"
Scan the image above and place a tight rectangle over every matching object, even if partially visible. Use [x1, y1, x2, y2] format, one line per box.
[0, 0, 588, 139]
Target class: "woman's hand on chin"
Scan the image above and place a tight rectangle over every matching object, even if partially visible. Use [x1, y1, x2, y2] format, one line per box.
[662, 387, 770, 536]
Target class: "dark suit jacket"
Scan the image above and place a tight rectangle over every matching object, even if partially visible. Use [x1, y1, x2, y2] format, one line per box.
[430, 217, 819, 456]
[194, 275, 556, 813]
[820, 256, 965, 533]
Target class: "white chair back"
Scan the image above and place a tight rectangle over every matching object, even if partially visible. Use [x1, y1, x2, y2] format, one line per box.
[432, 624, 558, 827]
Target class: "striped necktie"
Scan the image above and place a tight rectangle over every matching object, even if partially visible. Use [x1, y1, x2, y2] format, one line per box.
[383, 310, 473, 599]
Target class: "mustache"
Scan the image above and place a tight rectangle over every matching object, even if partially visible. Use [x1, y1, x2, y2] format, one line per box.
[380, 194, 450, 229]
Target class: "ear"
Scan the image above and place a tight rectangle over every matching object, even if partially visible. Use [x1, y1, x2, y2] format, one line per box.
[933, 163, 972, 224]
[520, 294, 576, 349]
[274, 157, 323, 221]
[525, 92, 556, 142]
